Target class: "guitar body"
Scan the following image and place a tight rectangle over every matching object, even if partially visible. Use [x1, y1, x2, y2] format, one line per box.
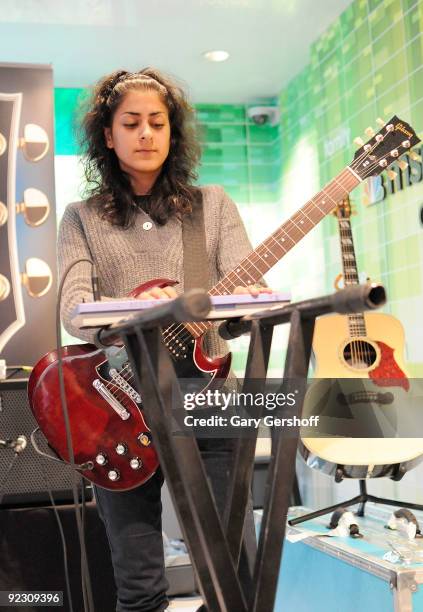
[311, 311, 408, 379]
[28, 279, 231, 490]
[300, 311, 423, 478]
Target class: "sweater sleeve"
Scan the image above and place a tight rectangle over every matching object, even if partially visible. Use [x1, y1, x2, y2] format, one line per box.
[57, 204, 97, 343]
[58, 204, 121, 344]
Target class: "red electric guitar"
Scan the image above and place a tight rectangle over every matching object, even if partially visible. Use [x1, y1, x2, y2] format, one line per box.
[29, 116, 420, 490]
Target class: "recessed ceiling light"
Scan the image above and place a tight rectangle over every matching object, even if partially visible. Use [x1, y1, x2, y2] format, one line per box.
[203, 50, 230, 62]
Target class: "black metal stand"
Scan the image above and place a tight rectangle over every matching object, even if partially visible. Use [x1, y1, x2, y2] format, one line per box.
[102, 283, 386, 612]
[289, 478, 423, 527]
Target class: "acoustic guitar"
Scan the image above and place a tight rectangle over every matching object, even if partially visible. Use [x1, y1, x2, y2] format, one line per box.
[300, 197, 423, 480]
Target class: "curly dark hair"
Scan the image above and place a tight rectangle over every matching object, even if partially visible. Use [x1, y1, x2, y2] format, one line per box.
[79, 68, 202, 227]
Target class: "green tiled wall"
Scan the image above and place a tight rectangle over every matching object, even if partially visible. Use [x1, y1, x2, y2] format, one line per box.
[196, 103, 282, 204]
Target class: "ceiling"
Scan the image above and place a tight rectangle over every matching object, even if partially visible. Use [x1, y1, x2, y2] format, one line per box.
[0, 0, 353, 103]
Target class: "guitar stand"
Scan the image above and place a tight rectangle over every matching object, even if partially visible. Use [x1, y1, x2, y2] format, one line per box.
[289, 478, 423, 527]
[102, 283, 385, 612]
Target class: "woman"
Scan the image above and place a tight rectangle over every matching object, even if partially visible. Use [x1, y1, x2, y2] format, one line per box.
[59, 68, 270, 612]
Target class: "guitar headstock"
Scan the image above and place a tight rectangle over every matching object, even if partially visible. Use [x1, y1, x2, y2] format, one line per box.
[350, 116, 420, 181]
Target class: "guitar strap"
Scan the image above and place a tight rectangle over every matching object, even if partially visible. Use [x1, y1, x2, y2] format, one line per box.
[182, 189, 210, 291]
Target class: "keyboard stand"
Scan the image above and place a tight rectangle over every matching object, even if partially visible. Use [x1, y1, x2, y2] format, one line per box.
[101, 284, 385, 612]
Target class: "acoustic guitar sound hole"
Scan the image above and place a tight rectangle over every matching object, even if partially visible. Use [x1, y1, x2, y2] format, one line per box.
[343, 340, 377, 369]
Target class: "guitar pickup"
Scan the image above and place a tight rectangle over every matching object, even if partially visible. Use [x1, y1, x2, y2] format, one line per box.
[93, 379, 131, 420]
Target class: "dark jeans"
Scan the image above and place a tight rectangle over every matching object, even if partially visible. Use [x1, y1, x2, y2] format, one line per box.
[94, 439, 257, 612]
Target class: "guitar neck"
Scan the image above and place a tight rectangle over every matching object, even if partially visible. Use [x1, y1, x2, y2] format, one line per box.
[185, 166, 360, 338]
[337, 215, 359, 285]
[336, 209, 367, 337]
[213, 167, 360, 294]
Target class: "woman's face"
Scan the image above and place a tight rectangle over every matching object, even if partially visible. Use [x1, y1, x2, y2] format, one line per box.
[104, 88, 171, 188]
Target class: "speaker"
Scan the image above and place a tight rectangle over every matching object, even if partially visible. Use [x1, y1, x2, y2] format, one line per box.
[0, 379, 90, 507]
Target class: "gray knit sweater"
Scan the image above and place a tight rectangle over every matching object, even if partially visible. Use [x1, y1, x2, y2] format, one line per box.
[58, 185, 254, 356]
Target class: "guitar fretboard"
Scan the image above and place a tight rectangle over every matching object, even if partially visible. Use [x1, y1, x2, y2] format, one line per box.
[185, 167, 360, 339]
[337, 212, 367, 337]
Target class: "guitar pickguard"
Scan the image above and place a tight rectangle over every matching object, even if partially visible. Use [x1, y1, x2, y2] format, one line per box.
[369, 341, 410, 391]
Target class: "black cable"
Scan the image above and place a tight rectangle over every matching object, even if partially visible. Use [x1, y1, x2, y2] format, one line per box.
[43, 467, 74, 612]
[5, 368, 23, 379]
[56, 257, 95, 612]
[5, 365, 33, 379]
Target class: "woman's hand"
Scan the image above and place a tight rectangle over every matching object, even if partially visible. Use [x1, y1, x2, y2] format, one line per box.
[97, 285, 178, 348]
[137, 284, 273, 300]
[137, 285, 178, 300]
[233, 285, 273, 297]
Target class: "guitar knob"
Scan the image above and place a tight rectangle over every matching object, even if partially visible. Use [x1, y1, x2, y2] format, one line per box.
[108, 469, 120, 481]
[95, 453, 108, 466]
[129, 457, 143, 470]
[115, 443, 128, 456]
[138, 432, 152, 447]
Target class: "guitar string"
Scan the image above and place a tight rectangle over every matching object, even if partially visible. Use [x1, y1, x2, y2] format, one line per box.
[113, 170, 358, 388]
[95, 137, 392, 402]
[113, 157, 384, 390]
[115, 201, 370, 393]
[334, 134, 402, 368]
[159, 139, 385, 350]
[108, 161, 386, 396]
[337, 213, 354, 367]
[332, 189, 361, 368]
[161, 166, 360, 347]
[162, 129, 397, 348]
[163, 165, 366, 349]
[338, 214, 363, 368]
[110, 131, 402, 392]
[332, 137, 399, 369]
[333, 188, 362, 367]
[115, 169, 364, 389]
[338, 213, 365, 368]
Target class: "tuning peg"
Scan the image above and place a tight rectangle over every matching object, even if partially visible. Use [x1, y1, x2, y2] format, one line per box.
[387, 169, 397, 180]
[397, 160, 408, 171]
[376, 117, 385, 127]
[365, 127, 375, 137]
[410, 150, 422, 162]
[353, 136, 364, 146]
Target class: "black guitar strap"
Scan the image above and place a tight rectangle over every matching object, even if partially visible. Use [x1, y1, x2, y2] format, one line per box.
[182, 189, 210, 292]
